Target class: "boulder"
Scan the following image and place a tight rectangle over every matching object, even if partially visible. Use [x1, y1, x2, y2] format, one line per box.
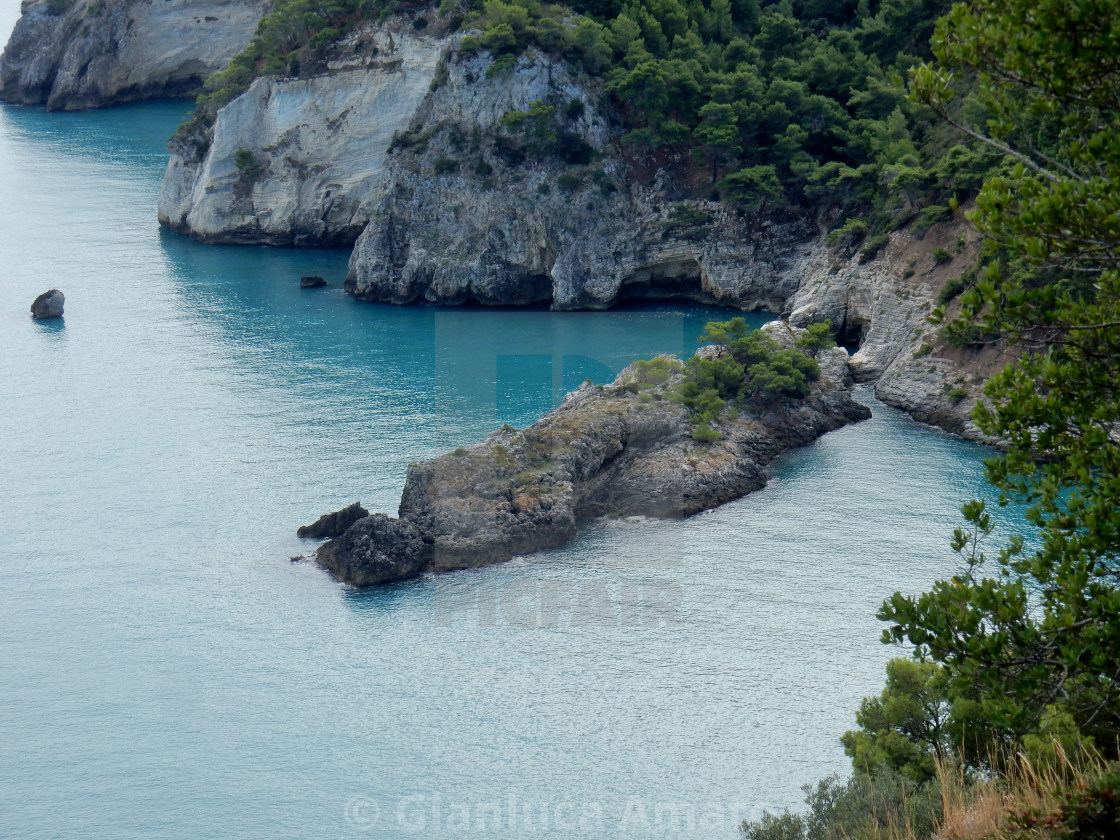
[31, 289, 65, 319]
[297, 501, 369, 538]
[314, 514, 430, 587]
[299, 276, 327, 289]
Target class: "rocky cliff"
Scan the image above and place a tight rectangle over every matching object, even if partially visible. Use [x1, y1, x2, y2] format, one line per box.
[160, 24, 450, 245]
[157, 14, 994, 439]
[159, 26, 814, 309]
[0, 0, 269, 110]
[785, 218, 1000, 441]
[310, 332, 870, 587]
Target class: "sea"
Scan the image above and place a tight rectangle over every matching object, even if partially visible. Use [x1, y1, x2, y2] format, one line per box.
[0, 9, 1016, 837]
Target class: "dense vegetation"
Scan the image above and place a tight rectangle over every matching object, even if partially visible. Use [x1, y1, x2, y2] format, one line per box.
[177, 0, 995, 241]
[741, 0, 1120, 837]
[663, 318, 822, 440]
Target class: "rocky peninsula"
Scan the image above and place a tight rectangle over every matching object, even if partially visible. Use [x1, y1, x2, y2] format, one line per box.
[0, 0, 268, 110]
[305, 326, 870, 587]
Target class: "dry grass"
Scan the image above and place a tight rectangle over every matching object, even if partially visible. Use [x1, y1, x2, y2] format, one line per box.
[934, 741, 1109, 840]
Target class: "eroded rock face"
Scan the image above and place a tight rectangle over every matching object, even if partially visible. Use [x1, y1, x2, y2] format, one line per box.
[344, 51, 811, 310]
[158, 28, 813, 308]
[314, 337, 870, 587]
[0, 0, 270, 110]
[785, 221, 999, 442]
[159, 27, 451, 246]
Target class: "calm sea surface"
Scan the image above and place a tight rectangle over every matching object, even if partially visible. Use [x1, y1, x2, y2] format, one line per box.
[0, 92, 1012, 838]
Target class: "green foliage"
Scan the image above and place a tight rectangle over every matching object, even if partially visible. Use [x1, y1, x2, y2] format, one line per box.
[883, 0, 1120, 761]
[740, 766, 942, 840]
[1004, 767, 1120, 840]
[826, 218, 868, 248]
[930, 247, 951, 265]
[458, 0, 958, 214]
[233, 148, 262, 176]
[497, 98, 595, 166]
[794, 320, 834, 357]
[840, 658, 975, 785]
[433, 157, 460, 174]
[630, 356, 683, 386]
[858, 234, 889, 263]
[936, 275, 966, 305]
[670, 319, 821, 438]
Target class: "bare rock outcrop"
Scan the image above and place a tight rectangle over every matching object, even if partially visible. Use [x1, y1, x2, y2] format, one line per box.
[0, 0, 269, 110]
[309, 339, 870, 587]
[159, 25, 450, 245]
[30, 288, 64, 319]
[785, 219, 1001, 442]
[297, 501, 368, 539]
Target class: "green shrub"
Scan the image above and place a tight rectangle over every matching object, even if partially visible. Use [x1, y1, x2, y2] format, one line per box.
[794, 321, 835, 357]
[859, 234, 890, 263]
[913, 203, 951, 235]
[740, 768, 942, 840]
[1004, 767, 1120, 840]
[946, 385, 968, 404]
[931, 247, 953, 265]
[433, 158, 460, 175]
[556, 173, 581, 192]
[233, 148, 262, 176]
[691, 420, 722, 442]
[631, 357, 683, 387]
[827, 218, 868, 248]
[937, 276, 966, 304]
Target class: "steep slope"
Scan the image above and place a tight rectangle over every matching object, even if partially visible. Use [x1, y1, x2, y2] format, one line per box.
[158, 13, 992, 440]
[0, 0, 269, 110]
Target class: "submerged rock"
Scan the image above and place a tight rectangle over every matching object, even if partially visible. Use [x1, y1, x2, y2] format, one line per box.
[0, 0, 269, 110]
[297, 501, 369, 539]
[299, 276, 328, 289]
[314, 335, 870, 587]
[30, 289, 64, 319]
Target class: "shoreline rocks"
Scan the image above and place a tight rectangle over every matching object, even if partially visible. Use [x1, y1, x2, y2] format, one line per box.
[297, 501, 369, 539]
[31, 289, 64, 319]
[0, 0, 269, 110]
[306, 336, 870, 587]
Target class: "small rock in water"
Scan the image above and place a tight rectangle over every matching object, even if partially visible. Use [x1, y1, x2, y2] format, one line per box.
[297, 501, 369, 538]
[299, 276, 327, 289]
[31, 289, 65, 319]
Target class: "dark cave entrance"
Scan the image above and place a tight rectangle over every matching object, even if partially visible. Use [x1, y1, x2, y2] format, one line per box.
[616, 258, 718, 305]
[835, 312, 870, 352]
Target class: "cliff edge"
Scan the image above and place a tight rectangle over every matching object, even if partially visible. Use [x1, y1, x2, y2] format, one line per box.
[0, 0, 269, 110]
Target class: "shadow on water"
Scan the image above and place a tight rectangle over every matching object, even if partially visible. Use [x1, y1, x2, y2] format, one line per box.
[32, 316, 67, 339]
[0, 99, 193, 164]
[156, 225, 772, 434]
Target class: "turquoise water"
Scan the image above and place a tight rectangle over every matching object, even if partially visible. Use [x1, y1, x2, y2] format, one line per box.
[0, 99, 1007, 839]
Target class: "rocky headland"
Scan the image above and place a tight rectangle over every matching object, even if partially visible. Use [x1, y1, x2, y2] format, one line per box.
[307, 328, 871, 587]
[0, 0, 269, 110]
[157, 12, 993, 439]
